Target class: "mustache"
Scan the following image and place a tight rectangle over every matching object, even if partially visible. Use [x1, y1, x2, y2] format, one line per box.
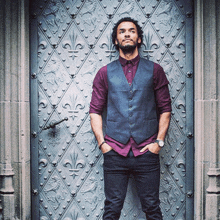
[122, 39, 133, 42]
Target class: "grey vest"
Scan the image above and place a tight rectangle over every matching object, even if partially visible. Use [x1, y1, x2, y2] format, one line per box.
[106, 58, 158, 144]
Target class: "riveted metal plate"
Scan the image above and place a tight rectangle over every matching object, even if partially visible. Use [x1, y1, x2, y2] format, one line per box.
[30, 0, 194, 219]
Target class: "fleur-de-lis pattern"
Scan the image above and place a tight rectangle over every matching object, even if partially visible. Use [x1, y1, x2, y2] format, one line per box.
[63, 150, 86, 179]
[31, 0, 194, 219]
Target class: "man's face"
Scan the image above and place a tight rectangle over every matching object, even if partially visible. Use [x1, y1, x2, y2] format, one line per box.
[115, 21, 141, 51]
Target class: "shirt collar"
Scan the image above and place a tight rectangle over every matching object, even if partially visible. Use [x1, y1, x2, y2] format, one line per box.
[119, 54, 140, 67]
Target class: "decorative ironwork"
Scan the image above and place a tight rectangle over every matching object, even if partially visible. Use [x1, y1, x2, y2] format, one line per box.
[81, 176, 99, 211]
[31, 0, 194, 219]
[42, 57, 65, 93]
[64, 210, 85, 220]
[62, 30, 84, 60]
[63, 150, 86, 179]
[38, 32, 48, 59]
[100, 33, 116, 61]
[118, 0, 135, 17]
[142, 30, 159, 60]
[44, 175, 68, 210]
[43, 0, 66, 35]
[62, 92, 85, 121]
[160, 177, 180, 212]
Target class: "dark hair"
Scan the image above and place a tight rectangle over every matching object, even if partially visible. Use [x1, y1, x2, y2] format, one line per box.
[112, 17, 143, 50]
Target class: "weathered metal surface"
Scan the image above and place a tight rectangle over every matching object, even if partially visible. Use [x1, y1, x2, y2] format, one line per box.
[30, 0, 194, 219]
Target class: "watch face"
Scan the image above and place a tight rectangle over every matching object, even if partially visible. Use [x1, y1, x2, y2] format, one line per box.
[155, 140, 164, 147]
[158, 140, 164, 147]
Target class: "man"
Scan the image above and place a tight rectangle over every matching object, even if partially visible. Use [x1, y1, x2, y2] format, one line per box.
[89, 17, 171, 220]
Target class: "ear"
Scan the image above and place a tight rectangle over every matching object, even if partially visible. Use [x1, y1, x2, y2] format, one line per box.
[138, 37, 141, 44]
[115, 39, 118, 45]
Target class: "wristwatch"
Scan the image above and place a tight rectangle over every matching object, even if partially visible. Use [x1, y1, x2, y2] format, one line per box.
[155, 139, 165, 148]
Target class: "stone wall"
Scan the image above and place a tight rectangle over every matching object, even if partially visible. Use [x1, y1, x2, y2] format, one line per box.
[194, 0, 220, 219]
[0, 0, 30, 219]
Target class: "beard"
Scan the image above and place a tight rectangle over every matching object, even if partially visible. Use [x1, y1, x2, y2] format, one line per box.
[117, 40, 138, 54]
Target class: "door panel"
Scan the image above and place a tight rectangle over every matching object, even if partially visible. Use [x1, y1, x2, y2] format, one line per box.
[30, 0, 194, 219]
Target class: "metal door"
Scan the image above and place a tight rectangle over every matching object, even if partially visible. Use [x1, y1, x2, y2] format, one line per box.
[30, 0, 194, 219]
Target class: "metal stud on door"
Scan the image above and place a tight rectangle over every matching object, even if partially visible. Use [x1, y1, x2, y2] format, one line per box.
[30, 0, 194, 219]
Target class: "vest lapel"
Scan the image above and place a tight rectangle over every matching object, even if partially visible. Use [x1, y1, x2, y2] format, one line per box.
[115, 60, 130, 89]
[131, 58, 143, 88]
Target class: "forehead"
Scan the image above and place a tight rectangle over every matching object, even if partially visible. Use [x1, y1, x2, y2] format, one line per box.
[117, 21, 137, 30]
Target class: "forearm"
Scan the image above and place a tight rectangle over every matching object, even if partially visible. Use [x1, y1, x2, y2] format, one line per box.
[157, 112, 171, 141]
[90, 113, 105, 146]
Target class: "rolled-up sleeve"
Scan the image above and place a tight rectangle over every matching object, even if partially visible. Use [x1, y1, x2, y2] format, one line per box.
[89, 66, 108, 115]
[153, 63, 172, 114]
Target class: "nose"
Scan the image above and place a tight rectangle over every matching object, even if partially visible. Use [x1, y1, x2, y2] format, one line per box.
[125, 31, 130, 37]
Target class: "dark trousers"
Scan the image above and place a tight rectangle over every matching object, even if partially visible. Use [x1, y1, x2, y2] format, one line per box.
[103, 149, 162, 220]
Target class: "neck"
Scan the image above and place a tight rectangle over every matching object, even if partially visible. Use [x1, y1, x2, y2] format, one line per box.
[119, 47, 139, 60]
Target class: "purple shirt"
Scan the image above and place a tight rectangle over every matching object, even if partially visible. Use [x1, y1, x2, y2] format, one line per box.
[90, 55, 171, 157]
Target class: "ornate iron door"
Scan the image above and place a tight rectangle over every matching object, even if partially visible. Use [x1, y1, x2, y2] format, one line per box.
[30, 0, 194, 219]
